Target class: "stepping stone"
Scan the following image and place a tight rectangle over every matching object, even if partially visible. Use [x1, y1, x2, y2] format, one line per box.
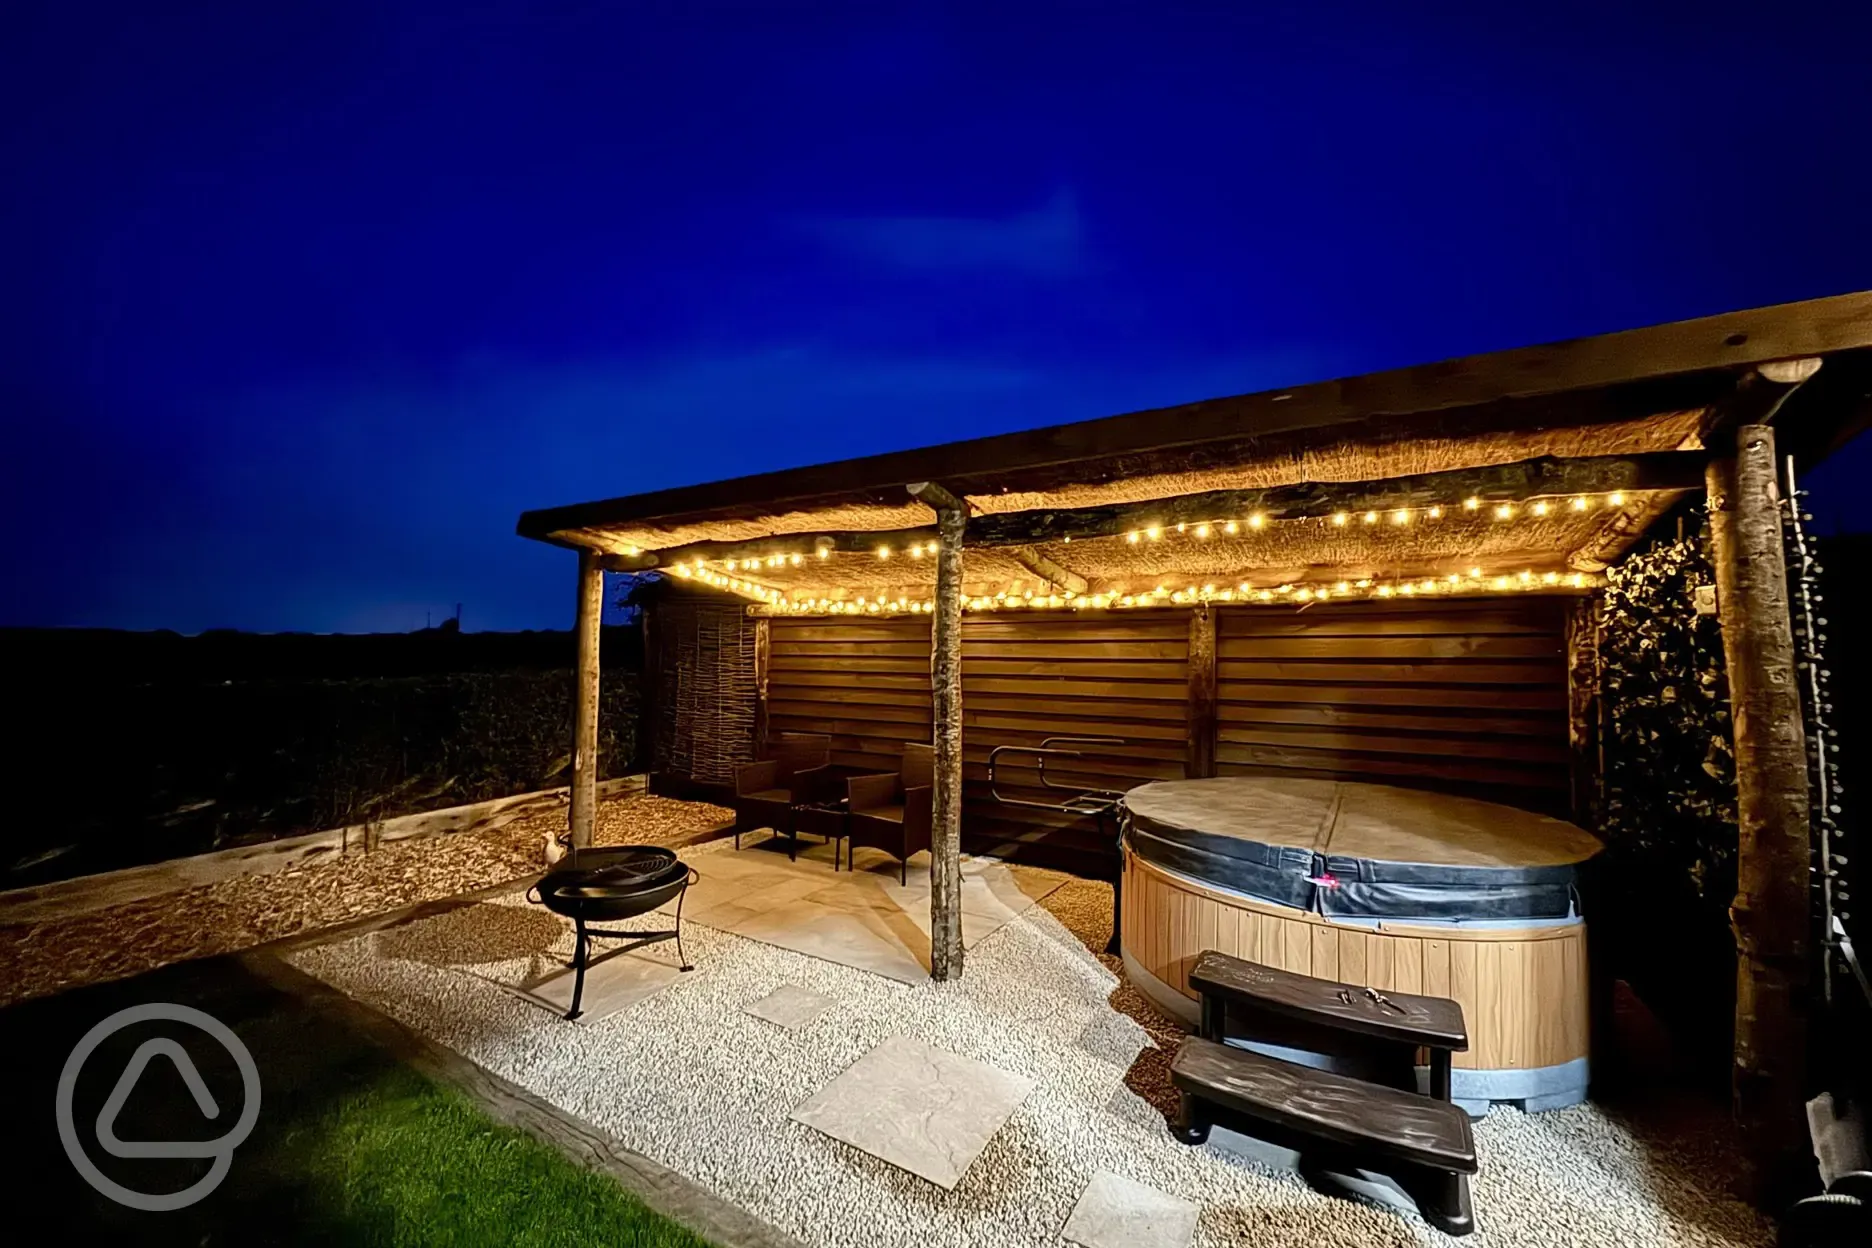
[1062, 1171, 1199, 1248]
[743, 984, 835, 1030]
[789, 1035, 1034, 1190]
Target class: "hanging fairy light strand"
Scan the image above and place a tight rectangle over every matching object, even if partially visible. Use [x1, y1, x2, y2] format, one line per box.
[734, 568, 1601, 616]
[1120, 490, 1630, 545]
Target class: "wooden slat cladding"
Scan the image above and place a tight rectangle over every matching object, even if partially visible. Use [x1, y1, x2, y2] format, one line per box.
[961, 611, 1189, 867]
[766, 617, 933, 774]
[1215, 599, 1569, 809]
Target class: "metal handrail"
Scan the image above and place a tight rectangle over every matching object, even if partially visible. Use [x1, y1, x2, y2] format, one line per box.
[987, 735, 1127, 811]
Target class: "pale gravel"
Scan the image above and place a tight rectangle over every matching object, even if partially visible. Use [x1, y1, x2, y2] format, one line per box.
[0, 793, 731, 1007]
[289, 840, 1771, 1248]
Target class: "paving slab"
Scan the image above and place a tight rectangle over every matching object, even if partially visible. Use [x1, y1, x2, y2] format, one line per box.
[788, 1034, 1034, 1190]
[1061, 1170, 1200, 1248]
[743, 984, 836, 1030]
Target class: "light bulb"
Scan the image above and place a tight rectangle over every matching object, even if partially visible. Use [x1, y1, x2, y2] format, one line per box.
[1608, 492, 1625, 506]
[1248, 513, 1266, 529]
[1224, 520, 1239, 534]
[1332, 512, 1350, 527]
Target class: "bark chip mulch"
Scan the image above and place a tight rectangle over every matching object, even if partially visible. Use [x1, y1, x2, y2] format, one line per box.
[0, 793, 731, 1008]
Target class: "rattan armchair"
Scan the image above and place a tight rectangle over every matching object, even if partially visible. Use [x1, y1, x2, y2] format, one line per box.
[846, 743, 933, 884]
[732, 732, 832, 859]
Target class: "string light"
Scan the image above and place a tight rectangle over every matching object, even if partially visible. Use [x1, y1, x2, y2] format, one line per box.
[745, 567, 1602, 615]
[645, 489, 1641, 581]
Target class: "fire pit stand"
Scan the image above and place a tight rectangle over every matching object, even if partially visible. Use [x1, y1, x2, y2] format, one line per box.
[528, 845, 697, 1020]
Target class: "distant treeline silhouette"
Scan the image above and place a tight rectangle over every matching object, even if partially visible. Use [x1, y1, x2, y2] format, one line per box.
[2, 625, 643, 888]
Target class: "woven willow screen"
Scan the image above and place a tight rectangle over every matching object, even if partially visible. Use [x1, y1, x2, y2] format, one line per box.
[652, 599, 757, 783]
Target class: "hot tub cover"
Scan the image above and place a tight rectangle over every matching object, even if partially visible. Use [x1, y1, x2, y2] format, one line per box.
[1123, 777, 1602, 922]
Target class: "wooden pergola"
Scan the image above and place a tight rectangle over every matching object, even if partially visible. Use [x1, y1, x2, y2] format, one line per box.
[518, 291, 1872, 1169]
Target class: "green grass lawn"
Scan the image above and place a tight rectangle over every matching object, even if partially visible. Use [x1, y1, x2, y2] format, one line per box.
[6, 943, 729, 1246]
[270, 1064, 716, 1247]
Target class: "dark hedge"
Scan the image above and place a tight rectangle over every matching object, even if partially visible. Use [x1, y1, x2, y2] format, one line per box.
[1594, 514, 1740, 1076]
[3, 628, 641, 889]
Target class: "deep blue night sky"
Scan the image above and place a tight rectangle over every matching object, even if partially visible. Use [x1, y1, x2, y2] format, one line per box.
[5, 1, 1870, 633]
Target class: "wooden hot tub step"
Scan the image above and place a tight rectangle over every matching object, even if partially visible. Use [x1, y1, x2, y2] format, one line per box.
[1170, 1036, 1477, 1235]
[1188, 949, 1469, 1103]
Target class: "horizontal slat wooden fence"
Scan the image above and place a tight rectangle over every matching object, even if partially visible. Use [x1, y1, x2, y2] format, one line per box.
[1216, 598, 1570, 811]
[960, 612, 1189, 868]
[767, 620, 933, 775]
[663, 595, 1576, 870]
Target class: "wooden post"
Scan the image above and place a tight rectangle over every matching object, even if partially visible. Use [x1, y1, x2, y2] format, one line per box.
[1187, 604, 1217, 779]
[1564, 596, 1603, 829]
[912, 481, 967, 982]
[752, 615, 771, 757]
[567, 548, 603, 857]
[1706, 423, 1812, 1185]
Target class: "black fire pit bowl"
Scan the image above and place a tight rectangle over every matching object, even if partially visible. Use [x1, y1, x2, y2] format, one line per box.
[528, 845, 696, 1020]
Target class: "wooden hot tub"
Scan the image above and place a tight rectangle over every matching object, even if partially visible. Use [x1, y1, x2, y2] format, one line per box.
[1120, 776, 1602, 1113]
